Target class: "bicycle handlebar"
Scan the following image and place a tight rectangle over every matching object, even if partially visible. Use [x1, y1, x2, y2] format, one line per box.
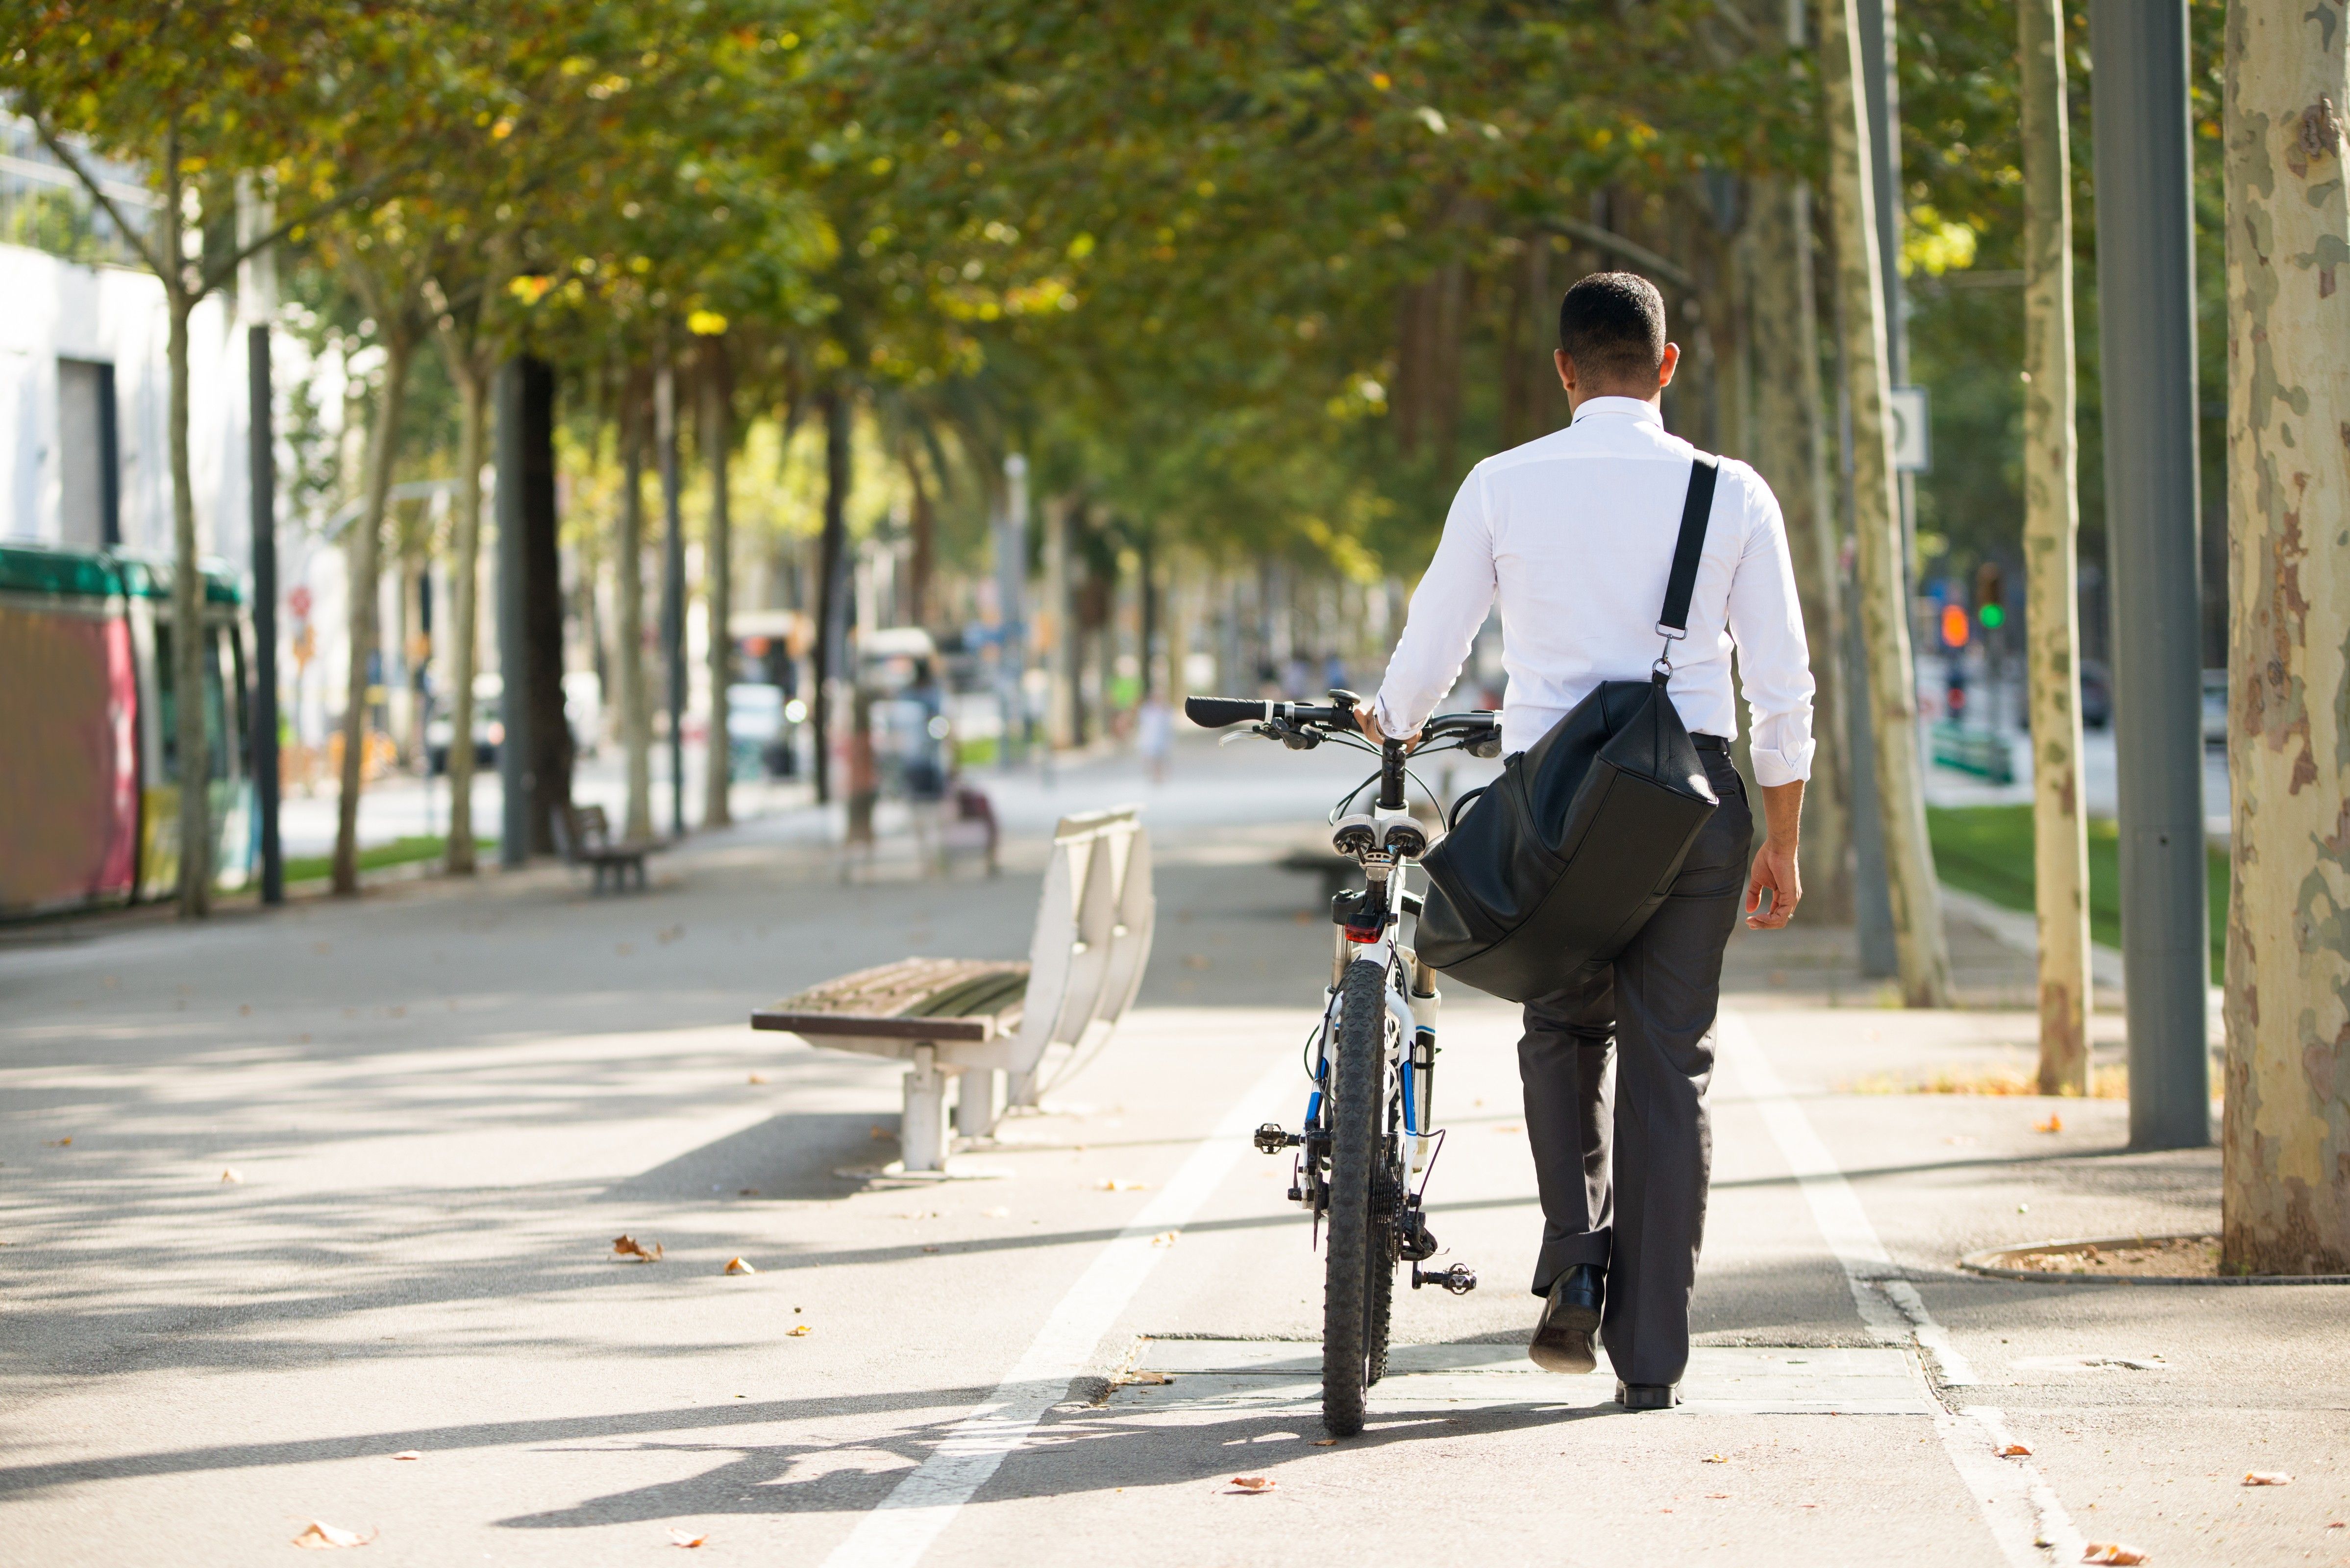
[1184, 694, 1500, 754]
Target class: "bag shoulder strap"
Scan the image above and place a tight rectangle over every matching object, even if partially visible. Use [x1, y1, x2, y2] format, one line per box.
[1657, 452, 1720, 637]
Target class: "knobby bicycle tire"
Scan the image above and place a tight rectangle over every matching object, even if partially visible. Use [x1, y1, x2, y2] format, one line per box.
[1366, 1102, 1398, 1385]
[1322, 956, 1388, 1436]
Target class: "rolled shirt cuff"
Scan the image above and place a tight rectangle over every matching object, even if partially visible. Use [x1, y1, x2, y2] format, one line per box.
[1749, 740, 1814, 788]
[1371, 691, 1418, 740]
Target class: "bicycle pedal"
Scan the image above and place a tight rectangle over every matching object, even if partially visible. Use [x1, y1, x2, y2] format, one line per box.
[1253, 1123, 1301, 1154]
[1410, 1262, 1478, 1295]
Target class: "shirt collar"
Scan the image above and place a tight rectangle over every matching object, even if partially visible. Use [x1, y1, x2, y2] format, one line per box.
[1570, 395, 1665, 428]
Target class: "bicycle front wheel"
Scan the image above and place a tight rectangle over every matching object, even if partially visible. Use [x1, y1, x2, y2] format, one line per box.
[1321, 956, 1391, 1436]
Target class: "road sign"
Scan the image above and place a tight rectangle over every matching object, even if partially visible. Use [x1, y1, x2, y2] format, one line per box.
[1888, 386, 1930, 472]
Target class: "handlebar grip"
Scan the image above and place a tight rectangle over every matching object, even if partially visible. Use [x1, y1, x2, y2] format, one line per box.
[1184, 696, 1271, 729]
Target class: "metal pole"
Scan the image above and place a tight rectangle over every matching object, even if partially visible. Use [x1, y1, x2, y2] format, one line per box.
[657, 356, 686, 838]
[495, 360, 532, 868]
[2088, 0, 2209, 1149]
[998, 452, 1029, 767]
[247, 325, 283, 904]
[237, 179, 284, 906]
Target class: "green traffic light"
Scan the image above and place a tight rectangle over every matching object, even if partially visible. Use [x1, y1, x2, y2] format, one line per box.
[1979, 604, 2006, 629]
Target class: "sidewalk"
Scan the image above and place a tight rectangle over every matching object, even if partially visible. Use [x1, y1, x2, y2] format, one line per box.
[0, 737, 2335, 1567]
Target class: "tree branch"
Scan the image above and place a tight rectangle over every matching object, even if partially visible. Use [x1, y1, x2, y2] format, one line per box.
[24, 111, 171, 282]
[1536, 215, 1696, 292]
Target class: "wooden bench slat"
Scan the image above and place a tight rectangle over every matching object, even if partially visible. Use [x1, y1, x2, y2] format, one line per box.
[751, 956, 1031, 1043]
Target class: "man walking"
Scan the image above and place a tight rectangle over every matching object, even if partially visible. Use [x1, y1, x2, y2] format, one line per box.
[1359, 272, 1813, 1410]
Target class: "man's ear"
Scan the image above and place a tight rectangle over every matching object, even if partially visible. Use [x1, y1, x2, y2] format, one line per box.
[1657, 342, 1682, 391]
[1555, 347, 1575, 393]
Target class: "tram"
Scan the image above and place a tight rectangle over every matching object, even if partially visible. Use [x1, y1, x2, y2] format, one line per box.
[0, 541, 254, 918]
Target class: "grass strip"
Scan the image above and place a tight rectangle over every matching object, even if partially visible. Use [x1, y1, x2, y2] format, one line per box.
[1925, 805, 2226, 981]
[282, 835, 493, 885]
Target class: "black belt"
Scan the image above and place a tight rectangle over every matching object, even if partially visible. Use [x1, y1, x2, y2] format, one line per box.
[1692, 735, 1730, 754]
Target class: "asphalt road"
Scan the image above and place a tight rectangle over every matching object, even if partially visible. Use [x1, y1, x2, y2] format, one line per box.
[1, 738, 2341, 1566]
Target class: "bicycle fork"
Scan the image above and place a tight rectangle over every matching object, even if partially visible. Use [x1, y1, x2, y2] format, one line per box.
[1253, 913, 1476, 1296]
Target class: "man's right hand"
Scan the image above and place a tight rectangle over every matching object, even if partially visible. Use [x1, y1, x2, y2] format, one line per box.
[1354, 700, 1419, 751]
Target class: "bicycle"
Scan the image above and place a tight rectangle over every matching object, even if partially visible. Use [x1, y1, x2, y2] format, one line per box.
[1184, 690, 1503, 1437]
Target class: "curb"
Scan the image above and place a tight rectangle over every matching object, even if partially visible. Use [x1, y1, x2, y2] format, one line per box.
[1958, 1232, 2350, 1287]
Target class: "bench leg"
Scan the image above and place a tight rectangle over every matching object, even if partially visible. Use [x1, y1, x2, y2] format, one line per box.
[901, 1045, 950, 1173]
[1004, 1065, 1040, 1113]
[955, 1068, 1001, 1141]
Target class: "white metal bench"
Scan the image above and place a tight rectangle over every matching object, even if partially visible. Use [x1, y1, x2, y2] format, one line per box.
[750, 806, 1154, 1172]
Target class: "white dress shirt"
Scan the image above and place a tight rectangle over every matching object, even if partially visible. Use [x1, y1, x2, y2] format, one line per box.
[1371, 396, 1816, 785]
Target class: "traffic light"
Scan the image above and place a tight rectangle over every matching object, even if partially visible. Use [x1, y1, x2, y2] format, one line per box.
[1940, 603, 1971, 649]
[1974, 561, 2006, 631]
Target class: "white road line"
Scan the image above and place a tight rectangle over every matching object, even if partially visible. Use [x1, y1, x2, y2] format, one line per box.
[1716, 1009, 2084, 1568]
[819, 1053, 1297, 1568]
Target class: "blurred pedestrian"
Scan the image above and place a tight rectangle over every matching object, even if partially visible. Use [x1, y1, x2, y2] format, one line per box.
[1137, 689, 1173, 783]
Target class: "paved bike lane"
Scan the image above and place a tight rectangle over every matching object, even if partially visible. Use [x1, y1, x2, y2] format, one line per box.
[898, 997, 2022, 1568]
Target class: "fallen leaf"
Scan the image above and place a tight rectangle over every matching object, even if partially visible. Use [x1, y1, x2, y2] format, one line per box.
[2081, 1545, 2147, 1566]
[291, 1520, 376, 1549]
[1121, 1370, 1174, 1386]
[1095, 1178, 1147, 1192]
[785, 1324, 812, 1337]
[2035, 1113, 2063, 1134]
[221, 1169, 244, 1183]
[2242, 1471, 2291, 1486]
[1492, 1124, 1523, 1134]
[1150, 1231, 1179, 1247]
[390, 1451, 421, 1461]
[723, 1256, 757, 1275]
[1311, 1438, 1338, 1447]
[738, 1188, 760, 1196]
[1705, 1493, 1730, 1499]
[44, 1138, 70, 1147]
[1702, 1454, 1727, 1464]
[2000, 1442, 2033, 1457]
[613, 1235, 664, 1262]
[921, 1245, 940, 1253]
[1227, 1475, 1276, 1494]
[869, 1125, 889, 1140]
[747, 1073, 768, 1085]
[669, 1530, 708, 1547]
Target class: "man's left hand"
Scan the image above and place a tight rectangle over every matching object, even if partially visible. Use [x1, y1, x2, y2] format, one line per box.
[1744, 841, 1802, 929]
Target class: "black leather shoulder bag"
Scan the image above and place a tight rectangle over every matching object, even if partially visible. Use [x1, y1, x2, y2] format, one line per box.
[1413, 454, 1725, 1003]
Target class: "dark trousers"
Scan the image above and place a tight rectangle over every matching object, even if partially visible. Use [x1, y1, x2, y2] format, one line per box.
[1518, 747, 1751, 1387]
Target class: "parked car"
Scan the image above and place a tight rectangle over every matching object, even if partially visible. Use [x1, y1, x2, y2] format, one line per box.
[426, 675, 503, 774]
[2202, 668, 2229, 747]
[727, 682, 798, 779]
[2078, 659, 2112, 730]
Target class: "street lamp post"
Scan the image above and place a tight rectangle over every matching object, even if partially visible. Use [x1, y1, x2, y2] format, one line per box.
[2088, 0, 2210, 1149]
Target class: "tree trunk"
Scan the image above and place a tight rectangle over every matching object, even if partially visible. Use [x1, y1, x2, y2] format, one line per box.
[1749, 176, 1855, 922]
[618, 380, 654, 843]
[2220, 0, 2350, 1275]
[701, 341, 733, 829]
[443, 359, 486, 874]
[2020, 0, 2092, 1094]
[907, 443, 936, 629]
[813, 387, 851, 805]
[1817, 0, 1953, 1006]
[165, 280, 213, 918]
[332, 328, 412, 895]
[1044, 495, 1076, 750]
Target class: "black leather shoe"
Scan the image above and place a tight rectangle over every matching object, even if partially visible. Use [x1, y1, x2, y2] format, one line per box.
[1615, 1380, 1681, 1411]
[1528, 1264, 1604, 1373]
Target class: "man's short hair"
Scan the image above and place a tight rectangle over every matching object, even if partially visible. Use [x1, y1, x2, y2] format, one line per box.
[1558, 272, 1666, 387]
